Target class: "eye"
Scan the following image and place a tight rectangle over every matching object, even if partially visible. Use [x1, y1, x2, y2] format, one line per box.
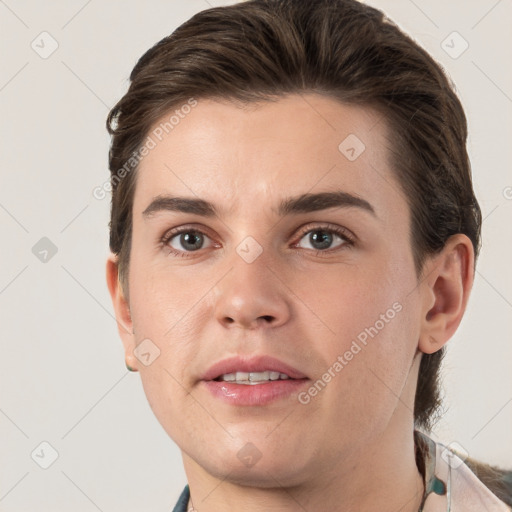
[295, 225, 354, 252]
[162, 228, 214, 256]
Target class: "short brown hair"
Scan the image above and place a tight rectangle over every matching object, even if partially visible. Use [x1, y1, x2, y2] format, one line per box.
[106, 0, 481, 431]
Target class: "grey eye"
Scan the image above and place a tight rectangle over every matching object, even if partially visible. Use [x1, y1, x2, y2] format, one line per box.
[169, 231, 211, 252]
[297, 230, 346, 251]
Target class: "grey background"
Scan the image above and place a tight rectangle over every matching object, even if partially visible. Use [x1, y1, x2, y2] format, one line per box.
[0, 0, 510, 510]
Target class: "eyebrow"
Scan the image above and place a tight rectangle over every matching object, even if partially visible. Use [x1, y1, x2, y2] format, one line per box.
[143, 196, 216, 218]
[142, 191, 376, 219]
[278, 191, 376, 217]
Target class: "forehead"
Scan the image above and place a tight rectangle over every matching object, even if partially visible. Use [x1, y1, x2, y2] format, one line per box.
[133, 93, 405, 223]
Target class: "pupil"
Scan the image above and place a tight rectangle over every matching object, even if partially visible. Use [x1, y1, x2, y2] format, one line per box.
[310, 231, 332, 250]
[181, 232, 202, 251]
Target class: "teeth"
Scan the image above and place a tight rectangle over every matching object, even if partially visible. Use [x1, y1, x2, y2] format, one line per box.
[249, 371, 270, 382]
[217, 371, 292, 384]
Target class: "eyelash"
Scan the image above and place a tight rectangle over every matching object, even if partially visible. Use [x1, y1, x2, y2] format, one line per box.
[160, 226, 218, 258]
[160, 224, 355, 258]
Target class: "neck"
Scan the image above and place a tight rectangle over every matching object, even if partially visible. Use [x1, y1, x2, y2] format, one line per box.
[182, 415, 425, 512]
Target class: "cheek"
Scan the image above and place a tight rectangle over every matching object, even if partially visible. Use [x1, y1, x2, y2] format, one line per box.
[297, 259, 407, 346]
[129, 250, 210, 337]
[127, 260, 206, 397]
[300, 254, 418, 410]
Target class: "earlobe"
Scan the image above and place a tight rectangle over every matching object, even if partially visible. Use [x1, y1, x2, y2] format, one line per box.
[106, 254, 138, 371]
[418, 235, 475, 355]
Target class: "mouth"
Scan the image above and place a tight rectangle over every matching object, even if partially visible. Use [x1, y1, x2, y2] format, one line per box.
[201, 355, 309, 406]
[214, 370, 295, 385]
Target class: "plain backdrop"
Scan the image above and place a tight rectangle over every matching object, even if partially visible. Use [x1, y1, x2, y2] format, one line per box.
[0, 1, 511, 510]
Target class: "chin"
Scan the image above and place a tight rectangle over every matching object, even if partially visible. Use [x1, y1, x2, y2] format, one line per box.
[187, 437, 314, 488]
[205, 458, 310, 489]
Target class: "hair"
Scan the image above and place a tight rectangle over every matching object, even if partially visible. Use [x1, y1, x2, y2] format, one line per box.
[106, 0, 510, 503]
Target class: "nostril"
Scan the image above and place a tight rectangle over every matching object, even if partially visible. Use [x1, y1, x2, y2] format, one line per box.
[221, 315, 275, 327]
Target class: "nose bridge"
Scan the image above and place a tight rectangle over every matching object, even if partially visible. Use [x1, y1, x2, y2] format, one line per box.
[213, 237, 291, 329]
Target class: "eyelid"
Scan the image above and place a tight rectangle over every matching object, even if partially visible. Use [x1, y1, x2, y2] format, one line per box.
[159, 224, 219, 257]
[161, 223, 215, 242]
[292, 222, 356, 244]
[160, 222, 356, 257]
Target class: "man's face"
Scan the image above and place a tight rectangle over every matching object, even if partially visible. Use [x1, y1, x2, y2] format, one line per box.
[121, 94, 424, 486]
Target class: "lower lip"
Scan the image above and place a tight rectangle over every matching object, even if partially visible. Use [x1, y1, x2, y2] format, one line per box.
[202, 379, 309, 406]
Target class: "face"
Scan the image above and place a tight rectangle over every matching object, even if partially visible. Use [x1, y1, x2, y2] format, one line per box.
[119, 94, 426, 487]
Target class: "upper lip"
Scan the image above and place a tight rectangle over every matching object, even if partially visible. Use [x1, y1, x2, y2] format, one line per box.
[201, 355, 308, 381]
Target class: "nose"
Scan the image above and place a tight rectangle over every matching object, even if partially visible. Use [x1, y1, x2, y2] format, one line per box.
[213, 250, 291, 330]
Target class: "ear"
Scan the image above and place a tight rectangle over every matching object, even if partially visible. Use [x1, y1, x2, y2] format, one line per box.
[106, 253, 138, 371]
[418, 234, 475, 354]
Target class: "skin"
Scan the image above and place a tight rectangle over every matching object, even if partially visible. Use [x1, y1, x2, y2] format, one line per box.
[106, 94, 474, 512]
